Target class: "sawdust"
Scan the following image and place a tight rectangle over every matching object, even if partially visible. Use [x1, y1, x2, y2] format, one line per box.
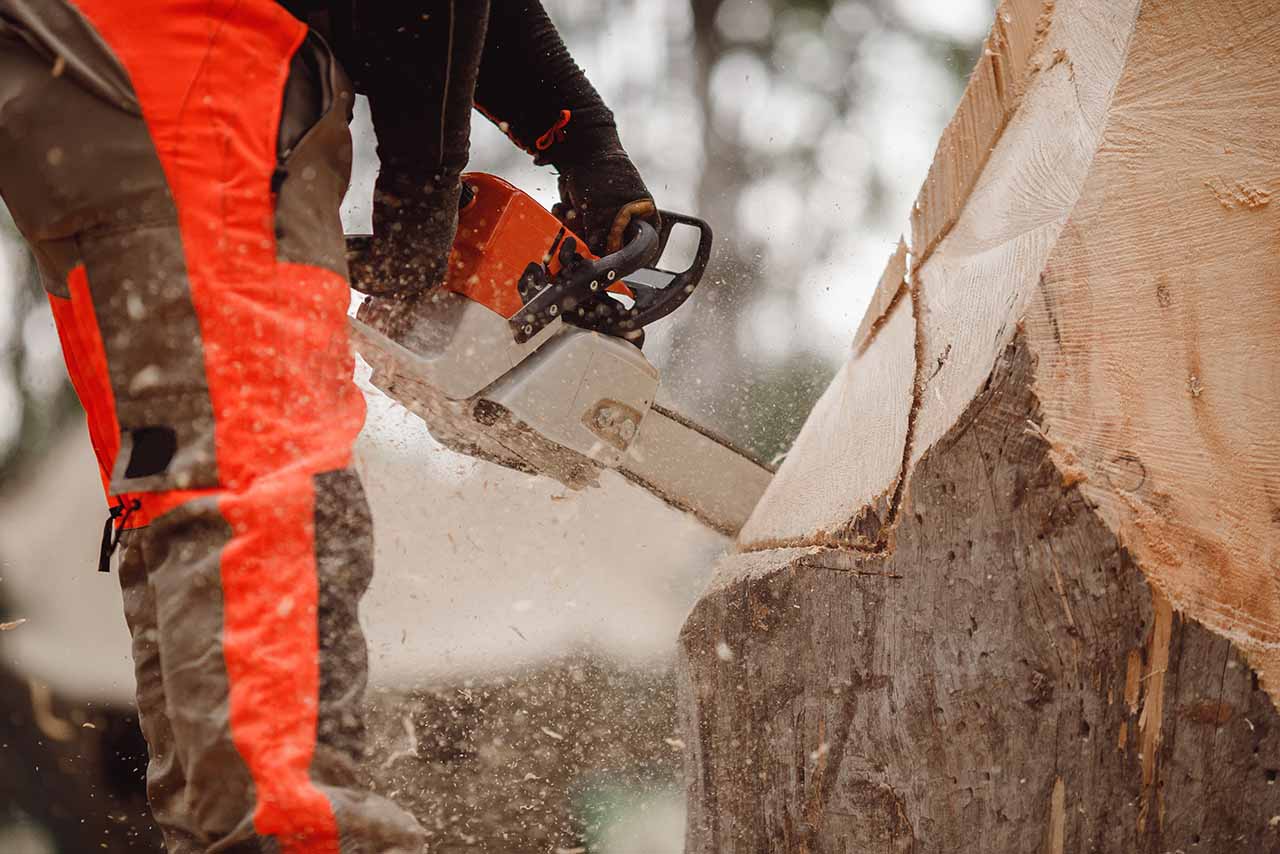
[1033, 0, 1056, 41]
[29, 678, 75, 741]
[737, 522, 887, 557]
[1187, 374, 1205, 398]
[1057, 463, 1087, 489]
[1038, 429, 1088, 490]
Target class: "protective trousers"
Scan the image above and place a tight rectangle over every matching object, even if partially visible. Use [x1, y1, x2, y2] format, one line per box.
[0, 2, 424, 851]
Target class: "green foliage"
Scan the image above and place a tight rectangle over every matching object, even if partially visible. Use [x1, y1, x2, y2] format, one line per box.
[725, 351, 834, 463]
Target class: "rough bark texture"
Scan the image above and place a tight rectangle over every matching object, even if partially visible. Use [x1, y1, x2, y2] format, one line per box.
[679, 338, 1280, 852]
[735, 0, 1280, 683]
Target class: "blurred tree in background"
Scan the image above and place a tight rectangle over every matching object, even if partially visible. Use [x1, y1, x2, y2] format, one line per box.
[671, 0, 986, 459]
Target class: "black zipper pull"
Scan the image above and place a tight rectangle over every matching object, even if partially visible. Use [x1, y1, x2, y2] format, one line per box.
[97, 499, 141, 573]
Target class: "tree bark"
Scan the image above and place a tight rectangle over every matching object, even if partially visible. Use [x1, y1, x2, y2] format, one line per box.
[678, 0, 1280, 849]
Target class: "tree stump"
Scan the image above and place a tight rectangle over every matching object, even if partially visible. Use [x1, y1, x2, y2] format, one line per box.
[678, 0, 1280, 850]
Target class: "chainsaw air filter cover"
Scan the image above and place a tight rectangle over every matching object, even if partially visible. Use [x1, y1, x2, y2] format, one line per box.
[443, 172, 632, 319]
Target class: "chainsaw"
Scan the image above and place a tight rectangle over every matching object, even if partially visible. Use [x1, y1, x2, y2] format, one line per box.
[348, 172, 772, 536]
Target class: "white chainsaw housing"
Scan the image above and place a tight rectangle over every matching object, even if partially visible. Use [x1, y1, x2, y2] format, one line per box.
[353, 290, 659, 463]
[350, 292, 772, 536]
[484, 328, 659, 467]
[376, 289, 563, 402]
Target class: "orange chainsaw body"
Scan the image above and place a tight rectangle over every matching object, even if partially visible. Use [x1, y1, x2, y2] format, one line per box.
[443, 172, 630, 318]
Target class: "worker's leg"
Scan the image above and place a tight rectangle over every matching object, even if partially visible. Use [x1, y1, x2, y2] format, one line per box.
[116, 540, 204, 854]
[114, 474, 414, 853]
[0, 2, 424, 850]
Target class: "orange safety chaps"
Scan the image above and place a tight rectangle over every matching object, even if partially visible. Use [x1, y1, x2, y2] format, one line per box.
[0, 1, 424, 851]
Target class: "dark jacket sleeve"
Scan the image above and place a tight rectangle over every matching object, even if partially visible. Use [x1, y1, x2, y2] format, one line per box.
[474, 0, 625, 169]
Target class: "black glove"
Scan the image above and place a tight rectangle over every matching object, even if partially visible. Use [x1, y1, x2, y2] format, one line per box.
[471, 1, 659, 258]
[346, 175, 460, 297]
[553, 153, 660, 258]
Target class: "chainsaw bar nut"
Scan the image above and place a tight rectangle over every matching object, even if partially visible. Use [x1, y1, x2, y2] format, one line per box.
[585, 399, 643, 452]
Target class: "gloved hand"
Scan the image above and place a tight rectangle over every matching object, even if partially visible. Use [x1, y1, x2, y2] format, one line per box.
[552, 153, 660, 258]
[346, 175, 461, 297]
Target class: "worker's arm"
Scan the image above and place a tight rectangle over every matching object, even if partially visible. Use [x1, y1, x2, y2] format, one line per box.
[341, 1, 656, 296]
[474, 1, 658, 255]
[340, 2, 488, 297]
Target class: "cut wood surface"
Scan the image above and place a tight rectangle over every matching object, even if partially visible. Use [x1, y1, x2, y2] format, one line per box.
[740, 291, 914, 549]
[681, 0, 1280, 849]
[1027, 2, 1280, 685]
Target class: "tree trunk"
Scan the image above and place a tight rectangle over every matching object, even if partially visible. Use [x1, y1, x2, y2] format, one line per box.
[678, 0, 1280, 850]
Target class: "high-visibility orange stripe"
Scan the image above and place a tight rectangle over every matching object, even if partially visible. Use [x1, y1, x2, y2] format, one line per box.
[47, 269, 116, 495]
[220, 474, 332, 849]
[66, 3, 364, 850]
